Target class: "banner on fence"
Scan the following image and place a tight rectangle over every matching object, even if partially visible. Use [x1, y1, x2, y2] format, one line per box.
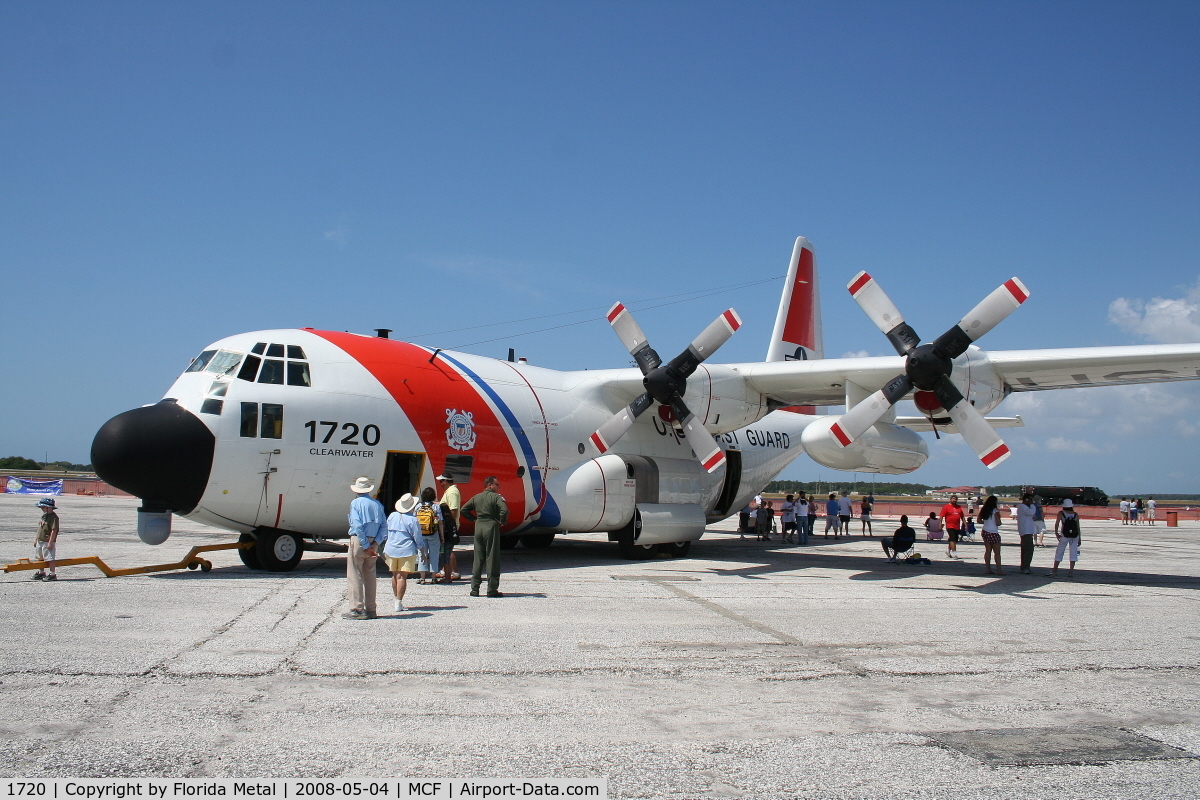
[3, 476, 64, 495]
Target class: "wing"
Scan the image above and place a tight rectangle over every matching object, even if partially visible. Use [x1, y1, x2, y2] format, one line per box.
[987, 345, 1200, 391]
[733, 344, 1200, 407]
[736, 356, 904, 406]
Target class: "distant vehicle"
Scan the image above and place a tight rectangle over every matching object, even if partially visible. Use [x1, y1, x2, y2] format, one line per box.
[1023, 486, 1109, 506]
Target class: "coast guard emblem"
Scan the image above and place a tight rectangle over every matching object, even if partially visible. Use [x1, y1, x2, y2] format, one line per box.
[445, 408, 477, 451]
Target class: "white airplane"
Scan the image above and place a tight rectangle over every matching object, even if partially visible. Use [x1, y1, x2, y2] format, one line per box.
[91, 238, 1200, 571]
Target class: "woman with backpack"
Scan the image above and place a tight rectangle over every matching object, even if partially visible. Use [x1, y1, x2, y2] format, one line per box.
[1051, 499, 1082, 578]
[415, 487, 444, 585]
[978, 495, 1005, 575]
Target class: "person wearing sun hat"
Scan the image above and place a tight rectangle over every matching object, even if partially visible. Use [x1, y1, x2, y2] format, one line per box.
[343, 476, 386, 620]
[383, 493, 424, 613]
[32, 498, 60, 581]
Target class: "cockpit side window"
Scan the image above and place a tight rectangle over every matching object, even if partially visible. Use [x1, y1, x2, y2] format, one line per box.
[287, 345, 307, 359]
[251, 343, 267, 355]
[205, 350, 243, 376]
[240, 403, 258, 437]
[237, 355, 261, 382]
[261, 403, 284, 439]
[186, 350, 216, 373]
[258, 360, 285, 384]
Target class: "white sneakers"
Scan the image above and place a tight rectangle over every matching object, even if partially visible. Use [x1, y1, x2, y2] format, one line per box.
[394, 600, 404, 612]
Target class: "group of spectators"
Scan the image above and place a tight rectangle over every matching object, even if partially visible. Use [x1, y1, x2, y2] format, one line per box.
[342, 471, 510, 620]
[738, 491, 875, 543]
[1119, 497, 1156, 525]
[880, 492, 1082, 578]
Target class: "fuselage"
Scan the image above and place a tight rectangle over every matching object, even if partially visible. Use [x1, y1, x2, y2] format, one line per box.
[94, 329, 818, 542]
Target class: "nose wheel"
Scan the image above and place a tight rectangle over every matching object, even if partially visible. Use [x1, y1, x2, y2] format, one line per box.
[255, 529, 304, 572]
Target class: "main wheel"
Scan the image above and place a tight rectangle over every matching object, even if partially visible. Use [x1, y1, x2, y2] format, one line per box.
[520, 533, 556, 549]
[617, 533, 658, 560]
[238, 533, 263, 570]
[255, 529, 304, 572]
[660, 540, 692, 557]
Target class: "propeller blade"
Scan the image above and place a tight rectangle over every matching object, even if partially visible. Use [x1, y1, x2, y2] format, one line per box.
[932, 278, 1031, 359]
[589, 392, 654, 454]
[670, 397, 726, 473]
[828, 374, 913, 447]
[606, 302, 661, 374]
[846, 271, 921, 355]
[689, 309, 742, 360]
[931, 375, 1011, 468]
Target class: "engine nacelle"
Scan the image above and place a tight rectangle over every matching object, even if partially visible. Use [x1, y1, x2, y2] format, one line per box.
[544, 454, 636, 532]
[800, 417, 928, 474]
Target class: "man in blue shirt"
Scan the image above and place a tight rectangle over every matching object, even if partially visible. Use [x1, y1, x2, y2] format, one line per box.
[344, 476, 387, 620]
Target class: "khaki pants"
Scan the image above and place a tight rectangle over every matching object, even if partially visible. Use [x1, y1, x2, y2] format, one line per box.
[346, 536, 377, 615]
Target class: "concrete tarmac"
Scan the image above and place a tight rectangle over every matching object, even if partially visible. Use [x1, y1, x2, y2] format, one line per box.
[1, 493, 1198, 798]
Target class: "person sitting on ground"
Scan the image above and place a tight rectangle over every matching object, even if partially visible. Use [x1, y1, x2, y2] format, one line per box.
[924, 512, 943, 540]
[882, 515, 917, 561]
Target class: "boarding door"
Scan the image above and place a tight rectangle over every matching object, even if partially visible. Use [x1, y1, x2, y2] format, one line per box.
[379, 451, 426, 513]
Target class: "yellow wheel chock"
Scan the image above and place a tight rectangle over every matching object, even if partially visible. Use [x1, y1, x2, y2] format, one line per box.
[3, 541, 252, 578]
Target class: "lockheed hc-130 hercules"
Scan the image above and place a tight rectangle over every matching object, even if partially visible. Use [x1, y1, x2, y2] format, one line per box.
[91, 237, 1200, 571]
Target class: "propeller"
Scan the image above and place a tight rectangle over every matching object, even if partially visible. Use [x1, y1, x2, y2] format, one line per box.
[834, 272, 1030, 468]
[590, 303, 741, 473]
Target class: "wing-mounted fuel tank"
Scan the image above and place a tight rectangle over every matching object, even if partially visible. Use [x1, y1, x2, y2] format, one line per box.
[800, 417, 928, 474]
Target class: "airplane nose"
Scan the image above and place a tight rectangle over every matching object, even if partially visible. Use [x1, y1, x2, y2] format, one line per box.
[91, 399, 215, 513]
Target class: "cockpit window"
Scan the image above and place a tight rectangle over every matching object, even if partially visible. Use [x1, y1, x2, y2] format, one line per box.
[185, 350, 216, 373]
[237, 355, 261, 382]
[258, 359, 285, 384]
[208, 381, 228, 397]
[286, 362, 311, 387]
[235, 344, 311, 386]
[205, 350, 243, 376]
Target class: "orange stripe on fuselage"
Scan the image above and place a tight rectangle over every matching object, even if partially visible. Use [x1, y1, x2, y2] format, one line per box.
[312, 331, 526, 534]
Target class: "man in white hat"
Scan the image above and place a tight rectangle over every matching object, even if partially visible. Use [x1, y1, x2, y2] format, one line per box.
[344, 476, 386, 620]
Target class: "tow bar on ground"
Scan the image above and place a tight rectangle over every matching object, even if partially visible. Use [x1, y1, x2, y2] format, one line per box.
[2, 541, 252, 578]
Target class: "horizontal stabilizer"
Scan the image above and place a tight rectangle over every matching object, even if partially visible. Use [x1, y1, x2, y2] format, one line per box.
[894, 415, 1024, 433]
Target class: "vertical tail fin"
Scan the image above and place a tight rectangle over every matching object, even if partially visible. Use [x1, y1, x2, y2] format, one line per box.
[766, 236, 823, 362]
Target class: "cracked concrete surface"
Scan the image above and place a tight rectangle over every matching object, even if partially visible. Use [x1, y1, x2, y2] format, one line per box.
[1, 493, 1198, 797]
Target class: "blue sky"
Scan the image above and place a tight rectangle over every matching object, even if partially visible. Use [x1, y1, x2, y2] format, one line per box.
[2, 2, 1197, 493]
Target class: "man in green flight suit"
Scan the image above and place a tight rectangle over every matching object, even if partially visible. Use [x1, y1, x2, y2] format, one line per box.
[461, 476, 509, 597]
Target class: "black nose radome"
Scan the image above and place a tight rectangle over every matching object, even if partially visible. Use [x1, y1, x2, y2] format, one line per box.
[91, 399, 215, 514]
